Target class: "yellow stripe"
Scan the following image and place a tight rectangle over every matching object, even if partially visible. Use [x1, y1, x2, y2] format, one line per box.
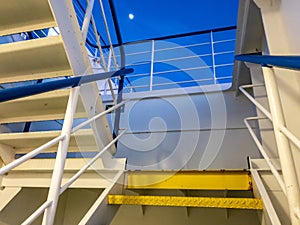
[127, 171, 252, 190]
[108, 195, 263, 210]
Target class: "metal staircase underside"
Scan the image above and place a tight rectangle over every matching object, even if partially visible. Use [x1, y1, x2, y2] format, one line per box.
[0, 0, 125, 224]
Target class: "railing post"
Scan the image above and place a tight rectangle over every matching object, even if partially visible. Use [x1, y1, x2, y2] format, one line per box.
[42, 87, 80, 225]
[150, 40, 155, 91]
[210, 31, 216, 84]
[81, 0, 95, 41]
[263, 67, 300, 225]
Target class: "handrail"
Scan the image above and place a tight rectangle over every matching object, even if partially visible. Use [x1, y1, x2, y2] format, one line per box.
[240, 83, 300, 224]
[4, 99, 127, 224]
[0, 100, 127, 176]
[251, 170, 282, 225]
[239, 84, 300, 150]
[0, 68, 133, 103]
[72, 100, 128, 133]
[0, 135, 65, 175]
[244, 117, 286, 194]
[235, 53, 300, 71]
[60, 129, 126, 194]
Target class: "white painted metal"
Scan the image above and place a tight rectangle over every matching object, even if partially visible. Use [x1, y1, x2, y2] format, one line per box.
[210, 31, 217, 84]
[263, 67, 300, 225]
[244, 117, 286, 194]
[98, 0, 118, 69]
[50, 0, 116, 160]
[43, 87, 80, 225]
[150, 40, 155, 91]
[108, 49, 112, 71]
[60, 130, 126, 194]
[251, 169, 282, 225]
[22, 201, 53, 225]
[81, 0, 95, 42]
[72, 100, 128, 133]
[239, 84, 272, 119]
[0, 135, 65, 176]
[90, 15, 107, 71]
[108, 78, 117, 105]
[240, 84, 300, 150]
[78, 170, 124, 225]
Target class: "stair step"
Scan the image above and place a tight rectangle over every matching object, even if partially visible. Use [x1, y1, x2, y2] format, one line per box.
[0, 0, 56, 36]
[0, 129, 97, 155]
[12, 158, 104, 171]
[1, 159, 123, 189]
[0, 36, 72, 84]
[0, 89, 86, 123]
[108, 195, 263, 210]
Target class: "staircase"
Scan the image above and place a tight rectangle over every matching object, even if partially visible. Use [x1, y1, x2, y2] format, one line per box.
[0, 0, 125, 224]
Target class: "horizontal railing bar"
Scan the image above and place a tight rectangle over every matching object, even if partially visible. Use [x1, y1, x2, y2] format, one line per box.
[123, 84, 149, 89]
[21, 200, 52, 225]
[153, 66, 212, 75]
[60, 130, 126, 194]
[235, 53, 300, 71]
[239, 85, 272, 120]
[71, 100, 128, 133]
[124, 50, 152, 57]
[152, 78, 214, 87]
[125, 73, 150, 78]
[0, 135, 65, 175]
[128, 61, 151, 66]
[215, 63, 234, 68]
[123, 76, 232, 90]
[154, 42, 212, 52]
[155, 54, 212, 63]
[213, 39, 236, 44]
[245, 117, 286, 194]
[240, 84, 300, 151]
[214, 50, 235, 55]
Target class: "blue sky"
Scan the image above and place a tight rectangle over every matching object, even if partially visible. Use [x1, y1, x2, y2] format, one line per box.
[113, 0, 239, 42]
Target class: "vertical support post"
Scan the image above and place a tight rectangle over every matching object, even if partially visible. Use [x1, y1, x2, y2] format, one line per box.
[81, 0, 95, 42]
[210, 31, 216, 84]
[108, 0, 125, 139]
[263, 67, 300, 225]
[150, 40, 155, 91]
[107, 48, 112, 71]
[42, 87, 80, 225]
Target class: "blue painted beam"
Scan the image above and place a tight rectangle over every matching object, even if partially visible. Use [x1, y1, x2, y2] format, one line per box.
[0, 68, 133, 103]
[235, 53, 300, 70]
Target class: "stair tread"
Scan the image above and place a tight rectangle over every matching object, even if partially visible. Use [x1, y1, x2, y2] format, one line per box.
[0, 129, 97, 153]
[0, 0, 56, 36]
[0, 89, 87, 123]
[0, 36, 72, 84]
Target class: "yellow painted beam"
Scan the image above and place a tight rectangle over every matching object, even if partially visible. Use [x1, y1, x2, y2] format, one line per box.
[127, 171, 252, 190]
[108, 195, 263, 210]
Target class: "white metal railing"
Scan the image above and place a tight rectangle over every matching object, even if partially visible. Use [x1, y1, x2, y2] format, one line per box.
[99, 29, 236, 95]
[240, 78, 300, 224]
[0, 99, 127, 224]
[240, 84, 300, 150]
